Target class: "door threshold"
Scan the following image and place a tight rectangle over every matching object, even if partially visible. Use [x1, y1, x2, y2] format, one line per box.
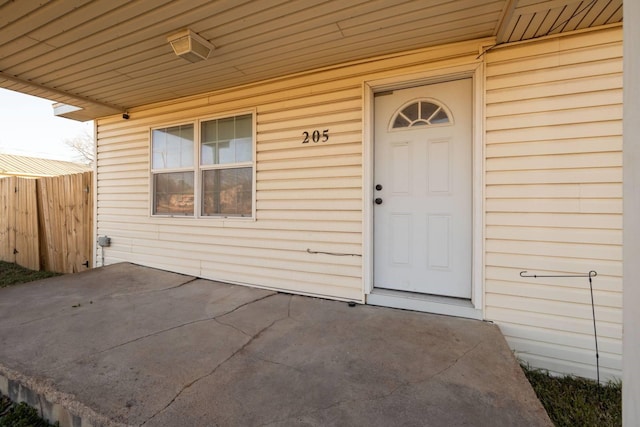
[367, 288, 482, 320]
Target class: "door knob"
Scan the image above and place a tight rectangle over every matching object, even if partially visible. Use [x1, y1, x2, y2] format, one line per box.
[375, 198, 383, 205]
[375, 184, 383, 191]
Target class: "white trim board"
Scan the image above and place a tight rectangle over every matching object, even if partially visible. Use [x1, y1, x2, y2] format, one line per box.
[623, 0, 640, 423]
[367, 289, 482, 320]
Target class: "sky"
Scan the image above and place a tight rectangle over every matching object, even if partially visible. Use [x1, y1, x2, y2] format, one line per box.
[0, 88, 93, 163]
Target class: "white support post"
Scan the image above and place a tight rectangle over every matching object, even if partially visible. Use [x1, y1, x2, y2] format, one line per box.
[623, 2, 640, 425]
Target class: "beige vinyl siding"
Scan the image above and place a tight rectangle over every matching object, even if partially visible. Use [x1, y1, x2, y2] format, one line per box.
[96, 38, 488, 302]
[484, 26, 623, 380]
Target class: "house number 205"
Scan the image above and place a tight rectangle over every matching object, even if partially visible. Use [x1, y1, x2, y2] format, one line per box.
[302, 129, 329, 144]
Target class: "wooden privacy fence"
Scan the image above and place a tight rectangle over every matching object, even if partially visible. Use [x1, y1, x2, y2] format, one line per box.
[0, 172, 93, 273]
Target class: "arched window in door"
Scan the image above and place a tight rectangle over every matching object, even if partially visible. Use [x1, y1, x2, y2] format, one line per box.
[390, 99, 453, 130]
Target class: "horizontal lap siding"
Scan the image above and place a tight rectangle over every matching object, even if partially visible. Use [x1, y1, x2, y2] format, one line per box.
[485, 26, 623, 380]
[96, 40, 484, 302]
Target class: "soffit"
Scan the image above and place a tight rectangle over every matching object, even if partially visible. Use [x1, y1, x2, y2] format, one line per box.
[497, 0, 622, 43]
[0, 0, 622, 121]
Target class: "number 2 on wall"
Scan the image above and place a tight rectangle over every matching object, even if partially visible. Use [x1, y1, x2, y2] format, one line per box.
[302, 129, 329, 144]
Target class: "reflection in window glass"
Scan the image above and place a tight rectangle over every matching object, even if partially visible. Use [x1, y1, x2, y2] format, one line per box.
[391, 101, 451, 129]
[420, 102, 438, 120]
[431, 109, 450, 124]
[202, 168, 252, 216]
[151, 113, 254, 218]
[152, 125, 194, 169]
[218, 117, 235, 141]
[201, 120, 218, 164]
[401, 102, 419, 121]
[153, 172, 194, 215]
[201, 114, 252, 165]
[393, 115, 410, 128]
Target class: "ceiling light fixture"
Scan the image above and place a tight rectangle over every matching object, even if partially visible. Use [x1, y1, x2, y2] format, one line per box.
[167, 29, 214, 63]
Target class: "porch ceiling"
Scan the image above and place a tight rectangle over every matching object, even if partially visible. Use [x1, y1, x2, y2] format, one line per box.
[0, 0, 622, 121]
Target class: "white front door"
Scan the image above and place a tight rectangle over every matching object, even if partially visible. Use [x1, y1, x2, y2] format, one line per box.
[373, 78, 472, 299]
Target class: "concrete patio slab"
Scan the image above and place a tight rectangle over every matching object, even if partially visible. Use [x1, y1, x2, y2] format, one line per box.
[0, 263, 551, 426]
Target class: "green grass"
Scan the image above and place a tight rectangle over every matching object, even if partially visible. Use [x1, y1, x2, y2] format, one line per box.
[0, 261, 61, 288]
[522, 364, 622, 427]
[0, 393, 57, 427]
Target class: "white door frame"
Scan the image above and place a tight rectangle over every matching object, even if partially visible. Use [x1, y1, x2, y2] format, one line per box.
[362, 61, 485, 319]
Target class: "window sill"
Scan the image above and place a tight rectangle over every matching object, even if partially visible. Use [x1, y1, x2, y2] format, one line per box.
[150, 214, 256, 221]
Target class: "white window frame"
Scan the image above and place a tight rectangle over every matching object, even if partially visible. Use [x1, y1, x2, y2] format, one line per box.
[149, 109, 257, 220]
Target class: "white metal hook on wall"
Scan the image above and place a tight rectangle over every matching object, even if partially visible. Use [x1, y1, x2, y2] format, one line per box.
[519, 270, 600, 385]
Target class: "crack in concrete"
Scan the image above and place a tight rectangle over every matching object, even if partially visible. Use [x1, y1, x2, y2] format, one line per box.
[149, 276, 200, 292]
[213, 318, 252, 338]
[140, 299, 291, 426]
[44, 293, 278, 375]
[215, 292, 278, 319]
[213, 293, 292, 338]
[247, 354, 305, 375]
[92, 276, 201, 300]
[10, 278, 201, 329]
[16, 312, 64, 328]
[430, 340, 482, 380]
